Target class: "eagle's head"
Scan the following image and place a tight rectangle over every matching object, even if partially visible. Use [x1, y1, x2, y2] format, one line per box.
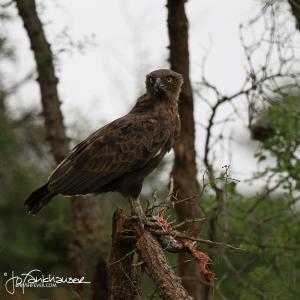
[146, 69, 183, 101]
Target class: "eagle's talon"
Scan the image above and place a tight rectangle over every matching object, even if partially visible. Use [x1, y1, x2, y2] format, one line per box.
[145, 220, 163, 230]
[127, 215, 139, 223]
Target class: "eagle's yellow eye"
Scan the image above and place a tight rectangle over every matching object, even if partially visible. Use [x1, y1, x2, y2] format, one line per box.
[149, 77, 154, 84]
[166, 76, 173, 83]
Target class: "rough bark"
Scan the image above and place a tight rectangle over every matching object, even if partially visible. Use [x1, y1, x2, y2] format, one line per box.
[108, 208, 139, 300]
[15, 0, 68, 162]
[289, 0, 300, 29]
[14, 0, 104, 297]
[129, 197, 190, 300]
[135, 228, 190, 300]
[107, 203, 190, 300]
[167, 0, 208, 299]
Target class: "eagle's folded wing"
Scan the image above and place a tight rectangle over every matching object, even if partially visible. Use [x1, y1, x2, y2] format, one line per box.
[48, 115, 170, 194]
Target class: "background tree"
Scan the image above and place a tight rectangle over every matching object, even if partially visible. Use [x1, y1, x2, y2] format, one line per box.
[289, 0, 300, 28]
[14, 0, 105, 298]
[167, 1, 208, 298]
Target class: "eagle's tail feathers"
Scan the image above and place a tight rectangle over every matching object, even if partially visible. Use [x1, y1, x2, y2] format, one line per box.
[24, 183, 56, 215]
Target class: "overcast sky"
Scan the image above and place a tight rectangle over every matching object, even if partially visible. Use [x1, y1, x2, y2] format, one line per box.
[2, 0, 297, 193]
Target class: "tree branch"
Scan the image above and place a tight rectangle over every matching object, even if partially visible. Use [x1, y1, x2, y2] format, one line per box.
[167, 0, 207, 297]
[129, 197, 190, 300]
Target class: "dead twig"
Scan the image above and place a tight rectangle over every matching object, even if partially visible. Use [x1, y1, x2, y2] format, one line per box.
[150, 229, 247, 253]
[173, 218, 206, 230]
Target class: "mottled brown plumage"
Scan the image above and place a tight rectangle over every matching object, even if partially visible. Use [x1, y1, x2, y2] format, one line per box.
[25, 69, 183, 214]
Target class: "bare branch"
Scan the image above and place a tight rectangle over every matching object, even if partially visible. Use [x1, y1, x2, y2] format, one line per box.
[150, 230, 247, 253]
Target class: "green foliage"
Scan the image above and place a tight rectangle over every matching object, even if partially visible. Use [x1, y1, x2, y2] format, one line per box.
[202, 188, 300, 300]
[255, 97, 300, 191]
[0, 102, 71, 277]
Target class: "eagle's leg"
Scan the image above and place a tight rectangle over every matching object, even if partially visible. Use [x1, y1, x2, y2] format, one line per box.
[129, 197, 147, 222]
[129, 197, 162, 230]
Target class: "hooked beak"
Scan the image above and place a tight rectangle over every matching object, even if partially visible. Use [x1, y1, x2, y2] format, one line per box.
[154, 78, 163, 93]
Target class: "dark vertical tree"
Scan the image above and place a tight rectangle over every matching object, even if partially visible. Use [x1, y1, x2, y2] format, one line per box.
[289, 0, 300, 29]
[167, 0, 208, 299]
[14, 0, 104, 297]
[108, 209, 137, 300]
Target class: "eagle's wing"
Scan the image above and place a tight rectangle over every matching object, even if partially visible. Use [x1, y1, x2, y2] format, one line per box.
[48, 115, 170, 194]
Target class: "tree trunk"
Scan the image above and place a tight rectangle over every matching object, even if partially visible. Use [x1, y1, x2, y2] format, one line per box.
[289, 0, 300, 29]
[108, 208, 140, 300]
[129, 197, 191, 300]
[167, 0, 208, 299]
[14, 0, 104, 297]
[135, 229, 190, 300]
